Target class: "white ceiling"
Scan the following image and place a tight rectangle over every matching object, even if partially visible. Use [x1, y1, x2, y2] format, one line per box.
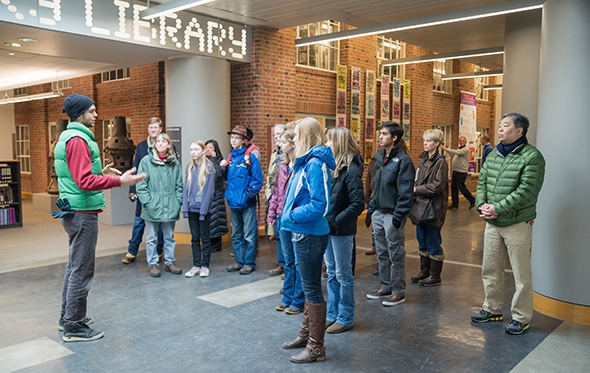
[0, 0, 542, 92]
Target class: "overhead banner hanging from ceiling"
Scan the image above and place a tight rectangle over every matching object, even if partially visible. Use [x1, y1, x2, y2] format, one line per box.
[459, 91, 477, 173]
[0, 0, 251, 62]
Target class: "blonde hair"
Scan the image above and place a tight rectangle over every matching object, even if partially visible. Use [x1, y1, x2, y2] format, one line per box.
[147, 117, 163, 128]
[327, 127, 361, 178]
[423, 129, 443, 143]
[154, 133, 175, 158]
[294, 117, 325, 158]
[281, 127, 296, 165]
[187, 140, 211, 189]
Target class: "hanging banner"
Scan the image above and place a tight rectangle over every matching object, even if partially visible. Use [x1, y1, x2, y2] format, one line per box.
[459, 91, 478, 173]
[350, 66, 361, 140]
[392, 78, 401, 120]
[336, 65, 347, 127]
[381, 75, 390, 123]
[402, 79, 411, 147]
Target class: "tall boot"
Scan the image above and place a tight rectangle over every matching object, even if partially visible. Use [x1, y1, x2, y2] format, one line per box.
[420, 256, 444, 287]
[290, 302, 326, 363]
[282, 301, 309, 349]
[411, 252, 431, 283]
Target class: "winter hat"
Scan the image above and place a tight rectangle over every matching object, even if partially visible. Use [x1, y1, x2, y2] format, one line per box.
[62, 93, 94, 122]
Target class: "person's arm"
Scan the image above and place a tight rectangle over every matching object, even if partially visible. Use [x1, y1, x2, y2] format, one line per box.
[66, 137, 121, 191]
[334, 167, 365, 229]
[443, 146, 469, 157]
[267, 165, 285, 224]
[199, 164, 216, 220]
[289, 161, 330, 223]
[245, 154, 264, 199]
[415, 158, 448, 197]
[392, 156, 416, 226]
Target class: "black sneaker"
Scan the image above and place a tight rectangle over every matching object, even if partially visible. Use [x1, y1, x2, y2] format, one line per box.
[382, 294, 406, 307]
[471, 309, 503, 323]
[62, 323, 104, 342]
[58, 316, 93, 331]
[505, 320, 529, 335]
[366, 289, 392, 300]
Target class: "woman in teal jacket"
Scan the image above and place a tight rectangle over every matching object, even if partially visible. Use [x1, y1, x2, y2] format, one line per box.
[137, 133, 183, 278]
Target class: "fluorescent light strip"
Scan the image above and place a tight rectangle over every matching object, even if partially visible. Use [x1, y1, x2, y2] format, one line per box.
[295, 0, 543, 47]
[483, 84, 503, 90]
[141, 0, 216, 20]
[383, 46, 503, 67]
[0, 91, 64, 105]
[442, 70, 503, 81]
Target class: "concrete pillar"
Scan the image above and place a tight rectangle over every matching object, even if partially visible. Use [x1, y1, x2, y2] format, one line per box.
[165, 56, 231, 232]
[533, 0, 590, 324]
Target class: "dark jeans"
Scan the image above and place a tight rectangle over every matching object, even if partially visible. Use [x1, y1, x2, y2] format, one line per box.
[60, 213, 98, 326]
[280, 228, 305, 310]
[188, 212, 212, 268]
[128, 216, 163, 255]
[451, 171, 475, 207]
[230, 206, 257, 268]
[416, 224, 444, 256]
[292, 233, 329, 304]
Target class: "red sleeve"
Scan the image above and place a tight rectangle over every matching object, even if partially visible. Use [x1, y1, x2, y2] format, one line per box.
[66, 137, 121, 191]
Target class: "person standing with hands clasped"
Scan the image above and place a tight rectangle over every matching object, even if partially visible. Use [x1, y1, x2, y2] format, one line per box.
[56, 93, 145, 342]
[136, 133, 183, 278]
[183, 140, 215, 278]
[471, 113, 545, 335]
[409, 129, 448, 287]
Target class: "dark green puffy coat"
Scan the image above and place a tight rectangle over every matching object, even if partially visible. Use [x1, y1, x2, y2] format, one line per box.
[475, 143, 545, 227]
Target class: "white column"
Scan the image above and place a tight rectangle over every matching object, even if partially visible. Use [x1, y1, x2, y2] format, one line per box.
[502, 11, 541, 144]
[165, 56, 231, 233]
[533, 0, 590, 307]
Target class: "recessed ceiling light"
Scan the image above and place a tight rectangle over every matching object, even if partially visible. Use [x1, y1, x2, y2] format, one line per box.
[4, 42, 22, 48]
[18, 37, 37, 43]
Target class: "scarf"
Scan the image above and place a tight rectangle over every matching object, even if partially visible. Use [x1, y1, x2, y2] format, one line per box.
[497, 136, 528, 157]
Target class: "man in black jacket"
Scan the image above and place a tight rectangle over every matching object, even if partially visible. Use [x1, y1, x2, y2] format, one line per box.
[366, 122, 415, 307]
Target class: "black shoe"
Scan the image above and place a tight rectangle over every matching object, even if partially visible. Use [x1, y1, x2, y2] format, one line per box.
[227, 264, 242, 272]
[505, 320, 530, 335]
[239, 265, 255, 275]
[469, 201, 476, 209]
[366, 289, 392, 300]
[58, 316, 93, 331]
[373, 267, 379, 275]
[471, 309, 503, 323]
[448, 204, 458, 210]
[63, 323, 104, 342]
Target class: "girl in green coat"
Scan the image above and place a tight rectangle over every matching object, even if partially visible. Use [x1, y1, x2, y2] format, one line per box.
[137, 133, 183, 278]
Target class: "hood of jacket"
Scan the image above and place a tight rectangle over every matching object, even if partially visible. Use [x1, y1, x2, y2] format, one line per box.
[294, 145, 336, 172]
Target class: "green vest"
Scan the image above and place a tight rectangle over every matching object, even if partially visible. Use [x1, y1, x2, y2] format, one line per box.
[54, 122, 107, 210]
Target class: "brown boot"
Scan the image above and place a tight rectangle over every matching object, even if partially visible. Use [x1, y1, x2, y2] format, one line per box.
[290, 302, 326, 363]
[165, 262, 182, 274]
[149, 265, 161, 277]
[420, 256, 443, 287]
[411, 252, 431, 283]
[283, 301, 309, 349]
[269, 265, 284, 276]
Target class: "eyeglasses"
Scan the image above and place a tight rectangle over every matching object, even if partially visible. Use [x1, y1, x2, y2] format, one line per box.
[230, 136, 243, 140]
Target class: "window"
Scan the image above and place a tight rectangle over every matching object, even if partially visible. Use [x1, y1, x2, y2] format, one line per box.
[102, 118, 131, 167]
[474, 128, 489, 174]
[101, 68, 130, 82]
[52, 79, 71, 90]
[296, 21, 339, 71]
[474, 66, 489, 101]
[13, 87, 27, 97]
[15, 125, 30, 173]
[376, 36, 405, 80]
[433, 60, 452, 93]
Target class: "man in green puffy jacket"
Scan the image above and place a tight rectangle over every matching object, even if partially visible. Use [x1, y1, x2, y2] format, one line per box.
[470, 112, 545, 335]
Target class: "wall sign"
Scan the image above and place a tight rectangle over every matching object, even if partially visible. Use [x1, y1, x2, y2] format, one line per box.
[1, 0, 251, 62]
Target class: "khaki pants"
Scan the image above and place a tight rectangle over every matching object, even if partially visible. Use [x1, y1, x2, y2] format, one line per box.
[482, 222, 533, 324]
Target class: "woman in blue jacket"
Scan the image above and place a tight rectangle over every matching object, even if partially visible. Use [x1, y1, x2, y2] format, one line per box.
[281, 117, 335, 364]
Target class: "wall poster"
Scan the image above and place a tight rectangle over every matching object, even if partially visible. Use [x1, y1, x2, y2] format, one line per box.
[392, 78, 401, 120]
[402, 79, 411, 147]
[459, 91, 478, 173]
[381, 75, 390, 123]
[336, 65, 347, 127]
[350, 66, 361, 140]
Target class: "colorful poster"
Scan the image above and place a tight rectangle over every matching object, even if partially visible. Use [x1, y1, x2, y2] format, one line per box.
[351, 116, 360, 141]
[337, 90, 346, 115]
[337, 65, 347, 90]
[381, 75, 390, 123]
[459, 91, 477, 173]
[351, 67, 361, 91]
[366, 70, 376, 92]
[336, 65, 347, 127]
[381, 75, 390, 95]
[364, 140, 374, 164]
[392, 78, 401, 120]
[365, 118, 375, 140]
[393, 101, 401, 119]
[402, 80, 411, 147]
[337, 115, 346, 127]
[351, 92, 360, 115]
[366, 93, 375, 117]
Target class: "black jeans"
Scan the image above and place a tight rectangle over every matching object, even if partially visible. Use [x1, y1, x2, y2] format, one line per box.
[188, 212, 212, 268]
[451, 171, 475, 207]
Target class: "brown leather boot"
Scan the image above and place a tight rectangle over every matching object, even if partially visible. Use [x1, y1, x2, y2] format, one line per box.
[269, 265, 284, 276]
[290, 302, 326, 363]
[283, 301, 309, 349]
[165, 262, 182, 274]
[411, 252, 431, 283]
[149, 265, 161, 277]
[420, 258, 443, 287]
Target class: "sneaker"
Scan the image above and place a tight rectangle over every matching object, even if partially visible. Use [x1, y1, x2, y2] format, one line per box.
[366, 289, 392, 300]
[239, 265, 255, 275]
[505, 320, 530, 335]
[382, 294, 406, 307]
[121, 253, 136, 264]
[275, 303, 288, 312]
[58, 316, 93, 331]
[227, 264, 242, 272]
[185, 266, 200, 277]
[199, 267, 210, 277]
[326, 322, 353, 334]
[471, 309, 503, 323]
[285, 306, 302, 315]
[63, 323, 104, 342]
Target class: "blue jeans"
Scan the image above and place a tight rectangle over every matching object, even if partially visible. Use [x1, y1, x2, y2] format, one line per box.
[275, 220, 285, 267]
[280, 228, 304, 310]
[188, 212, 211, 268]
[60, 213, 98, 326]
[128, 216, 163, 255]
[324, 235, 355, 326]
[146, 221, 176, 266]
[372, 210, 406, 297]
[416, 225, 444, 256]
[293, 233, 328, 304]
[230, 206, 257, 268]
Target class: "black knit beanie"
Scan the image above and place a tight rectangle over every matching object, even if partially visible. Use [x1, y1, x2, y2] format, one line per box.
[62, 94, 94, 122]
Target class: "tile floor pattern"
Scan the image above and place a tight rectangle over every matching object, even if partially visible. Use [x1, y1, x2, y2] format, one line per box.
[0, 200, 589, 372]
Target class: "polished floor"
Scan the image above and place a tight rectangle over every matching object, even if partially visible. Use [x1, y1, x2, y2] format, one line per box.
[0, 199, 589, 372]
